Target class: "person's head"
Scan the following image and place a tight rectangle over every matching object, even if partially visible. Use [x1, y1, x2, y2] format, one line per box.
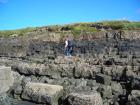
[65, 36, 68, 41]
[65, 35, 69, 40]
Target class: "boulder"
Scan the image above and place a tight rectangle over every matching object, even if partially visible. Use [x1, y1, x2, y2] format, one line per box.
[21, 82, 63, 105]
[128, 90, 140, 100]
[111, 82, 123, 95]
[0, 94, 13, 105]
[97, 85, 112, 99]
[12, 71, 24, 96]
[0, 66, 14, 94]
[102, 86, 112, 99]
[67, 92, 103, 105]
[128, 90, 140, 105]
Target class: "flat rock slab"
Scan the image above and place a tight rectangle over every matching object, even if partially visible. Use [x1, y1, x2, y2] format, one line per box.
[21, 82, 63, 105]
[0, 66, 14, 94]
[67, 92, 103, 105]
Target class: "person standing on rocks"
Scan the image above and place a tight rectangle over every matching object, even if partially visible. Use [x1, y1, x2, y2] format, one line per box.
[64, 36, 73, 56]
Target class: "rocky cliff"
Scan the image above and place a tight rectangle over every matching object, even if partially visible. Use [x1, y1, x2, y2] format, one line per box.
[0, 24, 140, 105]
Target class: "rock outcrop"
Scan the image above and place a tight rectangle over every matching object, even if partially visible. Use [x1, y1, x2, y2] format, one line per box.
[67, 92, 103, 105]
[0, 29, 140, 105]
[21, 82, 63, 105]
[0, 66, 14, 105]
[0, 66, 14, 94]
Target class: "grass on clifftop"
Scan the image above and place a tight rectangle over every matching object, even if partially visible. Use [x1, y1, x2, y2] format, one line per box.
[98, 20, 140, 30]
[0, 27, 36, 37]
[69, 24, 98, 36]
[0, 20, 140, 37]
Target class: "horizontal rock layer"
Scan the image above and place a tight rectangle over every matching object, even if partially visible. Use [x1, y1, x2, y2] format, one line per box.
[0, 30, 140, 105]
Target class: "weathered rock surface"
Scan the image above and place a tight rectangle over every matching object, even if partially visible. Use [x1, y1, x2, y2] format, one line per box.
[11, 61, 101, 79]
[128, 90, 140, 99]
[0, 66, 14, 94]
[0, 29, 140, 105]
[127, 90, 140, 105]
[21, 82, 63, 105]
[67, 92, 103, 105]
[111, 82, 123, 95]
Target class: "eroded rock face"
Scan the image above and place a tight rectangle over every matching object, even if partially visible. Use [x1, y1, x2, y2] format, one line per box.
[0, 30, 140, 105]
[0, 66, 14, 94]
[0, 38, 27, 57]
[67, 92, 103, 105]
[11, 61, 101, 79]
[21, 82, 63, 105]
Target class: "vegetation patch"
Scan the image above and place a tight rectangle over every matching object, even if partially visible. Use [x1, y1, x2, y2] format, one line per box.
[0, 20, 140, 37]
[0, 27, 36, 37]
[98, 20, 140, 30]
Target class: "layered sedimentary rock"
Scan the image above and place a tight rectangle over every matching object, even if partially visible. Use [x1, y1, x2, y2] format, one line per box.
[0, 29, 140, 105]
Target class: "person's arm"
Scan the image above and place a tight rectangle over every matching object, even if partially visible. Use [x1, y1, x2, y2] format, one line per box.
[65, 40, 68, 48]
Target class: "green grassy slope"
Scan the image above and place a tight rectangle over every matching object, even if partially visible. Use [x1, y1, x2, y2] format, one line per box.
[0, 20, 140, 37]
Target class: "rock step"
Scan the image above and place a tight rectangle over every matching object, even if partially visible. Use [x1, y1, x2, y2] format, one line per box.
[21, 82, 63, 105]
[11, 62, 101, 79]
[11, 61, 140, 81]
[67, 92, 103, 105]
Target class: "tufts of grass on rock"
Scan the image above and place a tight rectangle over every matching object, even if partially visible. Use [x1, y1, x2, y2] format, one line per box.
[0, 27, 36, 37]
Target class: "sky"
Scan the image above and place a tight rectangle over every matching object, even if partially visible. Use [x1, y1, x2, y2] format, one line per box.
[0, 0, 140, 30]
